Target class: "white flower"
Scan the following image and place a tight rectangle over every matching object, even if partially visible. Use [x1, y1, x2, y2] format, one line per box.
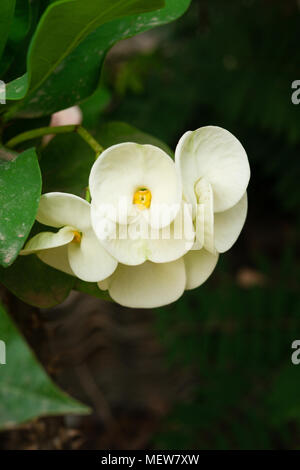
[21, 192, 117, 282]
[175, 125, 250, 290]
[20, 126, 250, 310]
[89, 142, 195, 266]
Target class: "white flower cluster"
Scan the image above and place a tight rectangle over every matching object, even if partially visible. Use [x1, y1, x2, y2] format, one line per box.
[22, 126, 250, 308]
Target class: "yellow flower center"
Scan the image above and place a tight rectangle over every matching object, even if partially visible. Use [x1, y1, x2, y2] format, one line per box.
[72, 230, 82, 243]
[133, 188, 152, 210]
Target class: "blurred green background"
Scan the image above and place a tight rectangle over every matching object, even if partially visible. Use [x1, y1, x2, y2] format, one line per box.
[97, 0, 300, 449]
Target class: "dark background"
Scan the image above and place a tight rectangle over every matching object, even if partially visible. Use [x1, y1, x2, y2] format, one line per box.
[1, 0, 300, 450]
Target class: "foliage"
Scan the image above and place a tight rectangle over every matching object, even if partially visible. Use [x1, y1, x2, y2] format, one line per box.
[2, 0, 190, 116]
[0, 148, 41, 267]
[0, 255, 74, 308]
[0, 300, 89, 429]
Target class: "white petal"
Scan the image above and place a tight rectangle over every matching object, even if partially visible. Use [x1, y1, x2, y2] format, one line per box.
[20, 226, 74, 254]
[147, 203, 195, 262]
[195, 178, 215, 254]
[38, 245, 74, 276]
[98, 204, 195, 265]
[37, 193, 90, 231]
[195, 204, 204, 250]
[184, 249, 219, 290]
[89, 143, 181, 228]
[214, 192, 248, 253]
[104, 258, 186, 308]
[175, 126, 250, 213]
[68, 228, 117, 282]
[100, 228, 148, 266]
[93, 215, 148, 265]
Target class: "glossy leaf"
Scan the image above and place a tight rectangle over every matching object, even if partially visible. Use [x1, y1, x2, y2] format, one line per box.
[5, 74, 28, 100]
[0, 301, 89, 430]
[0, 147, 41, 267]
[5, 0, 164, 106]
[6, 0, 191, 116]
[0, 254, 75, 308]
[40, 133, 95, 198]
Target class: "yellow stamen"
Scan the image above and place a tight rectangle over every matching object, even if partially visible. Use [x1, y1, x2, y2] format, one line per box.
[72, 230, 82, 243]
[133, 188, 152, 210]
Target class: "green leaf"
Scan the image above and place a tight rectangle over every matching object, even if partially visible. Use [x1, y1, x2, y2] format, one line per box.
[29, 0, 163, 94]
[3, 74, 28, 100]
[0, 255, 75, 308]
[40, 132, 95, 198]
[5, 0, 164, 107]
[97, 121, 173, 157]
[0, 0, 16, 59]
[81, 86, 112, 129]
[0, 301, 89, 429]
[0, 147, 41, 267]
[6, 0, 191, 117]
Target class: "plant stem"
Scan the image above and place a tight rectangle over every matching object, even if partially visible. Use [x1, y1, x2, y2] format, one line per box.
[75, 126, 103, 157]
[5, 125, 76, 148]
[5, 124, 104, 157]
[85, 187, 91, 203]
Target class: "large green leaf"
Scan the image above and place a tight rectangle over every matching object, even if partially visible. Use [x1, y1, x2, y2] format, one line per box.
[0, 1, 16, 60]
[5, 0, 164, 107]
[0, 147, 41, 267]
[28, 0, 163, 93]
[40, 132, 95, 198]
[5, 0, 191, 117]
[0, 301, 89, 429]
[0, 255, 75, 308]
